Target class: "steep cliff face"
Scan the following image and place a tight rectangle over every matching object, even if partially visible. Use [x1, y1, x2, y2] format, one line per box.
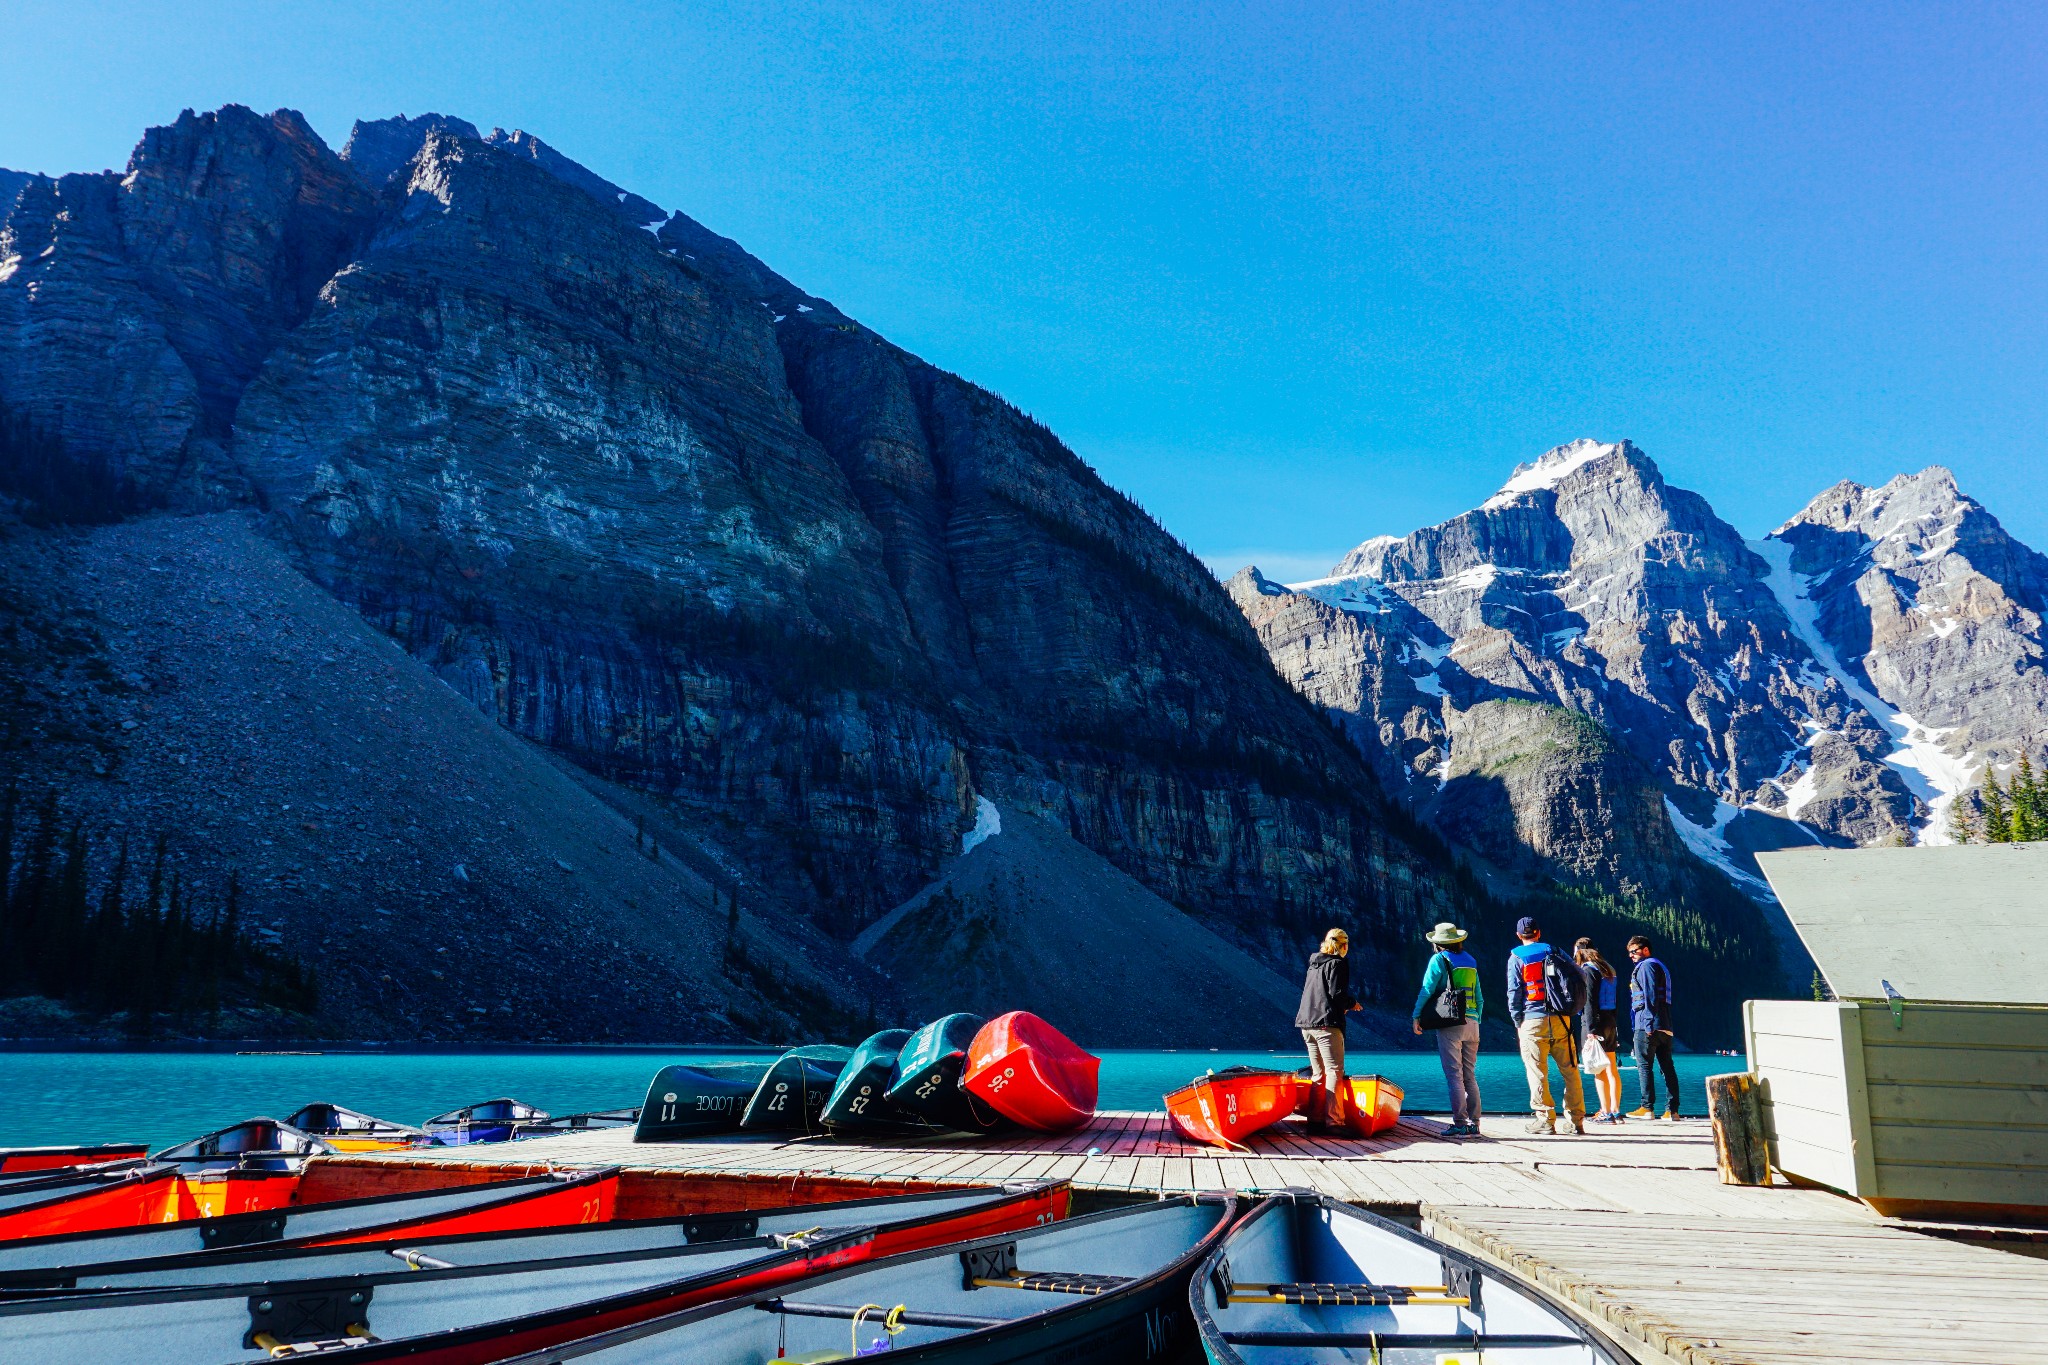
[1236, 441, 2048, 903]
[0, 107, 1473, 1033]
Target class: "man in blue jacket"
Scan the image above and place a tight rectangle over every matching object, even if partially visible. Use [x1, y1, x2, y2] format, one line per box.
[1626, 934, 1682, 1119]
[1507, 917, 1585, 1135]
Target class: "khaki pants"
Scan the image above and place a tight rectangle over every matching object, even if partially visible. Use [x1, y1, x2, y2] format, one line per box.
[1301, 1027, 1345, 1126]
[1518, 1014, 1585, 1125]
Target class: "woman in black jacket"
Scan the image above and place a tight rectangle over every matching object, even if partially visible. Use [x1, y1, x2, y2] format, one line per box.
[1295, 927, 1362, 1132]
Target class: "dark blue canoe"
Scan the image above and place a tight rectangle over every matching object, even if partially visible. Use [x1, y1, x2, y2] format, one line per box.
[423, 1098, 549, 1146]
[885, 1013, 1008, 1134]
[492, 1192, 1238, 1365]
[739, 1046, 853, 1134]
[1190, 1190, 1629, 1364]
[635, 1061, 773, 1142]
[820, 1029, 933, 1135]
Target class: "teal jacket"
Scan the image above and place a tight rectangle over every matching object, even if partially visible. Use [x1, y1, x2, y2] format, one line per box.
[1413, 948, 1482, 1023]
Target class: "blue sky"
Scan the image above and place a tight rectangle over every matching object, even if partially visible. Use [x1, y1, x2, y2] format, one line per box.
[6, 2, 2044, 578]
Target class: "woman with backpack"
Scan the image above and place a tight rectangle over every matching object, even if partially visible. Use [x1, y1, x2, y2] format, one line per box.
[1411, 922, 1483, 1136]
[1574, 938, 1625, 1123]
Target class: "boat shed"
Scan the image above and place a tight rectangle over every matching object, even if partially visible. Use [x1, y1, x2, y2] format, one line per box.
[1751, 842, 2048, 1221]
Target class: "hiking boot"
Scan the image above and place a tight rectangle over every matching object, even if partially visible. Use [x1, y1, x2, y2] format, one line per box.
[1626, 1107, 1654, 1119]
[1571, 1122, 1586, 1135]
[1527, 1118, 1555, 1135]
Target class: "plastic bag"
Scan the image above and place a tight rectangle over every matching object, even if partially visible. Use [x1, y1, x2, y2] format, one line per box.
[1580, 1033, 1608, 1074]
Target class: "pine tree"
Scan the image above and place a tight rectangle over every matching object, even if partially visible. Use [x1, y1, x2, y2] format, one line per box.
[1982, 772, 2012, 843]
[1946, 792, 1978, 844]
[2014, 754, 2046, 842]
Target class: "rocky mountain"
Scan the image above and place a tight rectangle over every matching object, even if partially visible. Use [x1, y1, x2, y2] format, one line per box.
[0, 105, 1477, 1041]
[1232, 440, 2048, 913]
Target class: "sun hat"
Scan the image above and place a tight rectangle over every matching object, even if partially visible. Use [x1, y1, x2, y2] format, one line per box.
[1426, 922, 1468, 945]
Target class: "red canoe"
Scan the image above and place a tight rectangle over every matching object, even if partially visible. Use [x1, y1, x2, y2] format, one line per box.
[1164, 1066, 1302, 1148]
[0, 1144, 148, 1176]
[1337, 1073, 1405, 1137]
[961, 1011, 1100, 1132]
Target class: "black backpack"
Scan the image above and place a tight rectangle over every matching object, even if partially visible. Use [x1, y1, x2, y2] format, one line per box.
[1541, 949, 1583, 1016]
[1418, 953, 1467, 1030]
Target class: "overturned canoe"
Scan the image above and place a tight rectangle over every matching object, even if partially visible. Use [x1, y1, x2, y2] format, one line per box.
[886, 1013, 1007, 1134]
[492, 1192, 1237, 1365]
[152, 1119, 335, 1172]
[0, 1183, 1074, 1363]
[635, 1061, 772, 1141]
[739, 1046, 852, 1134]
[5, 1180, 1068, 1295]
[0, 1168, 620, 1286]
[284, 1104, 428, 1153]
[0, 1144, 148, 1176]
[423, 1097, 549, 1145]
[821, 1029, 931, 1134]
[1165, 1067, 1302, 1148]
[1190, 1189, 1628, 1364]
[962, 1011, 1100, 1132]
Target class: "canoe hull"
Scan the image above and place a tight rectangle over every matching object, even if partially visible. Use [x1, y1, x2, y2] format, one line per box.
[1189, 1191, 1628, 1365]
[962, 1011, 1100, 1132]
[1165, 1069, 1302, 1147]
[634, 1063, 770, 1141]
[885, 1014, 1007, 1133]
[821, 1030, 930, 1133]
[0, 1146, 147, 1176]
[490, 1193, 1235, 1365]
[739, 1047, 852, 1134]
[1339, 1074, 1404, 1137]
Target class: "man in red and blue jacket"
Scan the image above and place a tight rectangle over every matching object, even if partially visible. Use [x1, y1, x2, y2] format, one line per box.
[1506, 916, 1586, 1135]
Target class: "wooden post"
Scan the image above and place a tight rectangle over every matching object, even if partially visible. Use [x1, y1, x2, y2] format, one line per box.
[1707, 1071, 1770, 1186]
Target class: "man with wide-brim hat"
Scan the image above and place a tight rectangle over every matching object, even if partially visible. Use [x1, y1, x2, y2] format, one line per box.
[1412, 921, 1484, 1136]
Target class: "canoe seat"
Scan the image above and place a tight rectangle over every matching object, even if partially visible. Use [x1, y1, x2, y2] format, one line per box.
[959, 1240, 1131, 1295]
[1220, 1331, 1583, 1350]
[1228, 1282, 1466, 1307]
[971, 1270, 1133, 1296]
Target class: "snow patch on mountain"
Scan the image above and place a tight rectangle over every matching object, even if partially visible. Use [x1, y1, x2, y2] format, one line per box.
[1483, 438, 1619, 510]
[1751, 537, 1974, 842]
[1663, 796, 1772, 895]
[961, 795, 1002, 855]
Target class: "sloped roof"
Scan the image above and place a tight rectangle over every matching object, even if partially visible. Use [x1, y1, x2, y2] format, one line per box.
[1757, 843, 2048, 1004]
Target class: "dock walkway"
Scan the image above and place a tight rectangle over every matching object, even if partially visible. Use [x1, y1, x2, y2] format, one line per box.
[349, 1110, 2048, 1365]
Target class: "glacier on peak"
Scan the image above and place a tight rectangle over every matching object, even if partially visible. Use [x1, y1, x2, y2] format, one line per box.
[1481, 438, 1621, 510]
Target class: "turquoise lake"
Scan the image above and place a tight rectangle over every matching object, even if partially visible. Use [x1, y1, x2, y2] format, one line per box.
[0, 1048, 1740, 1150]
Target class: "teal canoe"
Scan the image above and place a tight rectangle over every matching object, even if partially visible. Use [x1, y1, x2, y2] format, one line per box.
[886, 1014, 1009, 1134]
[635, 1061, 773, 1141]
[739, 1045, 853, 1134]
[820, 1029, 932, 1134]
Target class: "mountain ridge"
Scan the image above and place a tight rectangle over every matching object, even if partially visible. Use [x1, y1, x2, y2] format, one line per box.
[0, 104, 1480, 1040]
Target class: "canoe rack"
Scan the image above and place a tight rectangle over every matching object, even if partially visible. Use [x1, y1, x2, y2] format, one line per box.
[959, 1241, 1131, 1295]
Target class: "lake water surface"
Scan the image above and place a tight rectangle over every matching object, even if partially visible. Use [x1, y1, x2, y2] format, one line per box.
[0, 1048, 1740, 1150]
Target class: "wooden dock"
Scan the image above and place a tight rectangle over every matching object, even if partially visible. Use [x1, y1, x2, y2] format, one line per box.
[339, 1110, 2048, 1365]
